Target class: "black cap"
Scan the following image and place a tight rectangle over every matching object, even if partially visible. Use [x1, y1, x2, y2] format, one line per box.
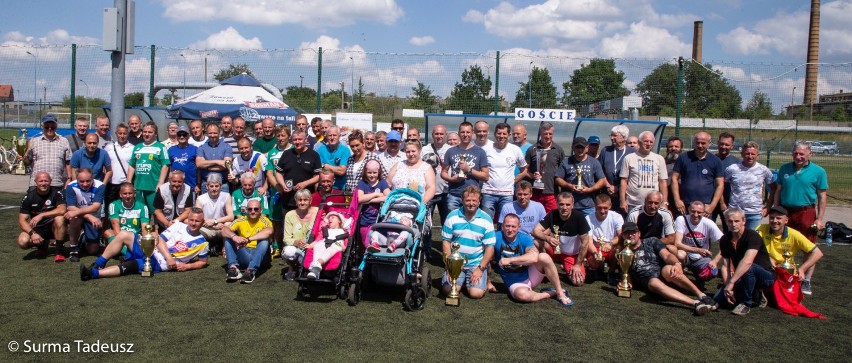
[572, 137, 588, 147]
[768, 206, 788, 216]
[622, 222, 640, 234]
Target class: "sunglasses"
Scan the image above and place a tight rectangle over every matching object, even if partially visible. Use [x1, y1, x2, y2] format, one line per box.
[43, 125, 57, 130]
[246, 207, 261, 212]
[392, 127, 404, 131]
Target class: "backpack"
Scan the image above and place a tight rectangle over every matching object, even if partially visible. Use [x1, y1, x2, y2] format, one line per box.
[820, 221, 852, 243]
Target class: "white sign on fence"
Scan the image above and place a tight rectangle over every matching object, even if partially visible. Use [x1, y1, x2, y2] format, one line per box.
[402, 109, 425, 118]
[514, 108, 576, 122]
[336, 113, 374, 132]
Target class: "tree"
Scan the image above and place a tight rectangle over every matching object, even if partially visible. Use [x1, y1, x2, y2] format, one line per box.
[561, 59, 629, 108]
[635, 62, 742, 118]
[743, 90, 773, 120]
[829, 106, 849, 122]
[161, 93, 179, 106]
[445, 65, 494, 114]
[283, 86, 317, 113]
[124, 92, 144, 107]
[62, 95, 108, 110]
[407, 82, 438, 112]
[213, 64, 256, 82]
[511, 66, 558, 110]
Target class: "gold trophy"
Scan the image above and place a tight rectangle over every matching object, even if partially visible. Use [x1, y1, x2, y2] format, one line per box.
[575, 166, 584, 192]
[13, 129, 28, 175]
[457, 155, 467, 179]
[552, 226, 561, 254]
[533, 149, 544, 189]
[780, 243, 798, 275]
[224, 159, 234, 181]
[594, 235, 604, 262]
[139, 225, 157, 277]
[616, 239, 635, 298]
[445, 242, 467, 306]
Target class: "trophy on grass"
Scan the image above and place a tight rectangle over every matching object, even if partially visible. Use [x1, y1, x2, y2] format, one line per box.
[140, 225, 157, 277]
[552, 226, 561, 255]
[780, 242, 799, 275]
[445, 242, 467, 306]
[533, 149, 545, 189]
[575, 166, 584, 192]
[457, 155, 467, 179]
[616, 239, 635, 298]
[13, 129, 28, 175]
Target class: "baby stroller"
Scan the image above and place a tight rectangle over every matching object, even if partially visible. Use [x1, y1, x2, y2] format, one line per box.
[294, 192, 360, 300]
[347, 188, 432, 311]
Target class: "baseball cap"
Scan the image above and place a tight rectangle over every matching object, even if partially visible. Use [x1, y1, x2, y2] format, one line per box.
[41, 114, 58, 125]
[588, 135, 601, 145]
[768, 206, 788, 216]
[387, 130, 402, 142]
[177, 125, 189, 134]
[622, 222, 640, 234]
[572, 137, 588, 147]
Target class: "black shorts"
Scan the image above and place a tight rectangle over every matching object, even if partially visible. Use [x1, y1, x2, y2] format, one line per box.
[631, 267, 661, 289]
[31, 220, 55, 241]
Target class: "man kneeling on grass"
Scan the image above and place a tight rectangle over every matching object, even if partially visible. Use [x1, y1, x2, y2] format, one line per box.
[221, 199, 272, 284]
[618, 222, 717, 316]
[80, 207, 209, 280]
[494, 214, 572, 306]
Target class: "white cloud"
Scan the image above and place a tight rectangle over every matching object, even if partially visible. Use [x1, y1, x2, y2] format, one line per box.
[598, 22, 690, 58]
[409, 36, 435, 46]
[160, 0, 403, 27]
[189, 27, 262, 50]
[291, 35, 366, 66]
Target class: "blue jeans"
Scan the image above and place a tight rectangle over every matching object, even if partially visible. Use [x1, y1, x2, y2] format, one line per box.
[446, 193, 463, 214]
[481, 193, 513, 222]
[225, 238, 270, 271]
[715, 264, 775, 307]
[745, 214, 763, 230]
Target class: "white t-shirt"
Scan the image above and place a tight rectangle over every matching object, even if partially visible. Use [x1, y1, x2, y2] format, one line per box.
[585, 210, 624, 246]
[106, 141, 135, 184]
[674, 215, 723, 260]
[153, 221, 209, 269]
[482, 143, 527, 196]
[196, 192, 231, 220]
[188, 136, 208, 148]
[620, 151, 667, 207]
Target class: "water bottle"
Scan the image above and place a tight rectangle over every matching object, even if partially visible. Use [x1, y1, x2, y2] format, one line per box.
[825, 224, 833, 247]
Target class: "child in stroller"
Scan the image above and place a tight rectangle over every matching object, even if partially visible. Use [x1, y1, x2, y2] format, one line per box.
[367, 211, 413, 253]
[306, 211, 350, 279]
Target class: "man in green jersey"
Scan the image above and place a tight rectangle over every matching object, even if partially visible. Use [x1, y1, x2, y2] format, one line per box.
[105, 183, 150, 240]
[232, 172, 270, 217]
[127, 122, 170, 216]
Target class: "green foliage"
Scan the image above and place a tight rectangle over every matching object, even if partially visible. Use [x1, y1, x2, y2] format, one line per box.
[636, 63, 678, 116]
[160, 93, 179, 106]
[511, 66, 558, 109]
[445, 65, 494, 114]
[561, 59, 629, 108]
[213, 64, 256, 82]
[124, 92, 144, 107]
[636, 62, 743, 118]
[829, 106, 849, 121]
[407, 82, 438, 112]
[61, 95, 108, 109]
[743, 90, 774, 119]
[283, 86, 318, 113]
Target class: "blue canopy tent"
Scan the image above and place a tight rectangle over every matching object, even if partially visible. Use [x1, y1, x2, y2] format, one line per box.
[167, 74, 297, 124]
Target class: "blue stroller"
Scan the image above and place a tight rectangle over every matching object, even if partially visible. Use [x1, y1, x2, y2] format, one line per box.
[347, 188, 432, 311]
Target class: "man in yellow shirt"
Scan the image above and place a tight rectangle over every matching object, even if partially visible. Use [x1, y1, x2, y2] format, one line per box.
[221, 199, 272, 284]
[756, 206, 823, 295]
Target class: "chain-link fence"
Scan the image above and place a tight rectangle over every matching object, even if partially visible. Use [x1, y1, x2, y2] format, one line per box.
[1, 44, 851, 202]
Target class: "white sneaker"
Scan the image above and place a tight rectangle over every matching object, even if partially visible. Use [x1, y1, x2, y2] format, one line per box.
[306, 266, 321, 280]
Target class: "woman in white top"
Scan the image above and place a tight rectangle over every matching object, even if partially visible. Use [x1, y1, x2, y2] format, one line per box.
[195, 173, 234, 255]
[386, 140, 435, 204]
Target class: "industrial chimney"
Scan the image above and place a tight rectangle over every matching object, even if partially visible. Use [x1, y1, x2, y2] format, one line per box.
[692, 21, 703, 63]
[804, 0, 820, 106]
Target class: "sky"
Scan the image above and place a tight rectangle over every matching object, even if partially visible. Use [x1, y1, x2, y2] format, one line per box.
[2, 0, 851, 112]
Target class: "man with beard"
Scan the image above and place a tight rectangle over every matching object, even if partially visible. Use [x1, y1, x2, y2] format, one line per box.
[714, 132, 740, 230]
[664, 136, 683, 215]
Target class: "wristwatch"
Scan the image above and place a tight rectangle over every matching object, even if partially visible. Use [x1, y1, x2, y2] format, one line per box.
[478, 265, 487, 272]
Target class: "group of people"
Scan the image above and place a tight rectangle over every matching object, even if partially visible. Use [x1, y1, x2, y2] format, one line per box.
[16, 113, 828, 316]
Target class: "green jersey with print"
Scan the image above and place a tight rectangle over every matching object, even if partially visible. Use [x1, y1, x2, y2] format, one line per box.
[129, 141, 170, 191]
[232, 188, 270, 217]
[108, 199, 150, 233]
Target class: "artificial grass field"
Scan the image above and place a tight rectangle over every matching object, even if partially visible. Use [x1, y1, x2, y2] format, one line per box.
[0, 191, 849, 362]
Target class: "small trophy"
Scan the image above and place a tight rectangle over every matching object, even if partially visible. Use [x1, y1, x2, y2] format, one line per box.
[594, 235, 604, 262]
[616, 239, 635, 298]
[457, 155, 467, 179]
[575, 166, 584, 192]
[552, 225, 561, 254]
[13, 129, 28, 175]
[780, 243, 798, 275]
[533, 149, 544, 189]
[224, 159, 234, 181]
[445, 242, 467, 306]
[140, 225, 157, 277]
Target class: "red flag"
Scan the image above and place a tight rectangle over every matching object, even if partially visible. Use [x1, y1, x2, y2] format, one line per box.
[771, 267, 826, 319]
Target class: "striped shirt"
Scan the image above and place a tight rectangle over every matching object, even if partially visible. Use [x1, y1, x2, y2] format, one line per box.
[441, 208, 496, 268]
[156, 221, 209, 263]
[65, 179, 106, 218]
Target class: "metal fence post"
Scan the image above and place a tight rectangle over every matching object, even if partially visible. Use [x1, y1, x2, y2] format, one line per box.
[70, 44, 76, 124]
[316, 47, 322, 113]
[149, 45, 156, 107]
[494, 51, 500, 114]
[676, 56, 683, 137]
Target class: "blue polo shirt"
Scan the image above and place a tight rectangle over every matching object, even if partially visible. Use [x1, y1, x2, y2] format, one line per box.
[776, 162, 828, 207]
[316, 142, 352, 190]
[70, 148, 111, 182]
[168, 144, 199, 188]
[672, 150, 724, 204]
[198, 140, 233, 183]
[493, 231, 535, 286]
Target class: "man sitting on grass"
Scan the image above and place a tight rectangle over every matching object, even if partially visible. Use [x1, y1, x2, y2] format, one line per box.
[618, 221, 717, 316]
[494, 214, 572, 306]
[717, 208, 775, 316]
[441, 185, 495, 300]
[65, 168, 106, 262]
[17, 171, 67, 262]
[80, 207, 209, 280]
[756, 206, 823, 296]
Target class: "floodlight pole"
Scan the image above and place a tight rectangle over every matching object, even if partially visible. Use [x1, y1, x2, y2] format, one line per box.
[528, 61, 533, 108]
